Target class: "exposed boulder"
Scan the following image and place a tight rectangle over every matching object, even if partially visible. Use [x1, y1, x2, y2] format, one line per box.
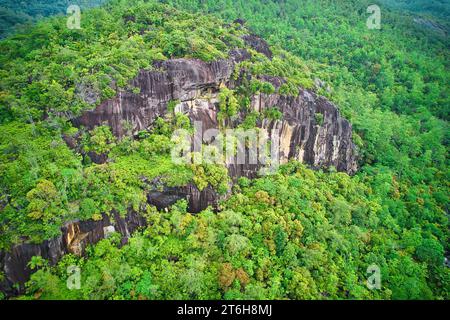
[242, 34, 273, 59]
[147, 183, 218, 213]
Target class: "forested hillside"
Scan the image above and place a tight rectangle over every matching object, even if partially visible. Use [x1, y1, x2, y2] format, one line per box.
[0, 0, 106, 38]
[0, 0, 448, 300]
[379, 0, 450, 20]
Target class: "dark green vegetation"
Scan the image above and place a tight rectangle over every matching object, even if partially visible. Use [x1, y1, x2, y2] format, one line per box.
[0, 0, 448, 300]
[0, 0, 107, 38]
[21, 162, 446, 299]
[379, 0, 450, 20]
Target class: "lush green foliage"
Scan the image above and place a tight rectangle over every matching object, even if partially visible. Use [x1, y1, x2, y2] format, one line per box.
[22, 162, 448, 299]
[0, 0, 246, 123]
[379, 0, 450, 20]
[0, 0, 107, 38]
[0, 118, 194, 247]
[218, 87, 239, 122]
[264, 107, 283, 121]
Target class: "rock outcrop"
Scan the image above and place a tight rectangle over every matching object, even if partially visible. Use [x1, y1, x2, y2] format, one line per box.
[73, 49, 251, 137]
[252, 88, 356, 175]
[0, 210, 147, 296]
[73, 49, 357, 176]
[147, 183, 219, 213]
[242, 34, 273, 59]
[1, 37, 358, 298]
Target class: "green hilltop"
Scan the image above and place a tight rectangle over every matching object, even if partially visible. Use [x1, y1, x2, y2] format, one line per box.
[0, 0, 448, 300]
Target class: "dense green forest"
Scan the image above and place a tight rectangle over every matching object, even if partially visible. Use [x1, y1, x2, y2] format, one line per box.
[0, 0, 107, 38]
[0, 0, 448, 300]
[379, 0, 450, 19]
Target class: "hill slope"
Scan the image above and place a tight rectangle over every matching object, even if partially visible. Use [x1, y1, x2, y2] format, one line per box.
[0, 0, 107, 38]
[0, 0, 448, 300]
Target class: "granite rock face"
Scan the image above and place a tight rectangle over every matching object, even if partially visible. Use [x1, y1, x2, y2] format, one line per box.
[73, 49, 250, 137]
[147, 182, 219, 214]
[242, 34, 273, 59]
[74, 50, 357, 176]
[0, 210, 146, 296]
[252, 89, 357, 175]
[72, 52, 357, 212]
